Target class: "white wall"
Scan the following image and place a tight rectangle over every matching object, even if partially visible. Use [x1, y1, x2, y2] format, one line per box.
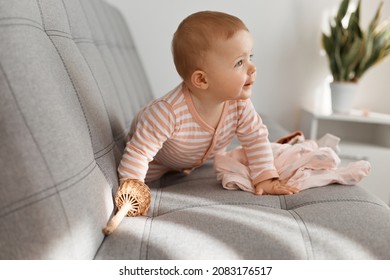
[106, 0, 390, 132]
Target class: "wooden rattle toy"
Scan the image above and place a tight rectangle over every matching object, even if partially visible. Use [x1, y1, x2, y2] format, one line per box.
[103, 179, 151, 235]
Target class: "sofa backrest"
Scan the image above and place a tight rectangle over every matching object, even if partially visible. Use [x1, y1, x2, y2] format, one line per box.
[0, 0, 153, 259]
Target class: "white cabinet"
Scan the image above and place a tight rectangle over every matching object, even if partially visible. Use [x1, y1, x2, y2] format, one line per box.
[300, 108, 390, 205]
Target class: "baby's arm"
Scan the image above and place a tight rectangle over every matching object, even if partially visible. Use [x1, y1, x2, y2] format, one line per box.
[255, 178, 300, 195]
[118, 101, 176, 182]
[235, 100, 299, 196]
[236, 100, 277, 182]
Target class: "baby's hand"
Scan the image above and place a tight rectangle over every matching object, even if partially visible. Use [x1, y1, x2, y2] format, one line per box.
[255, 178, 299, 196]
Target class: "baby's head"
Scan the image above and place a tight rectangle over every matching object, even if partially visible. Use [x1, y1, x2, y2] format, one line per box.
[172, 11, 249, 82]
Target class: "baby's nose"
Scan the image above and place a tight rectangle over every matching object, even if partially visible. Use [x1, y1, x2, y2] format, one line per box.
[249, 65, 256, 76]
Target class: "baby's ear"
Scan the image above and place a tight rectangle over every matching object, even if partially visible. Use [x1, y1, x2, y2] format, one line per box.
[190, 70, 208, 89]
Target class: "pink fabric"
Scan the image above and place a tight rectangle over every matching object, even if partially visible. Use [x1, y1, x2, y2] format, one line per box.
[214, 139, 371, 193]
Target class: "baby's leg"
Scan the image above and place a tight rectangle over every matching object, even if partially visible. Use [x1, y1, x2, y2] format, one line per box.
[214, 147, 254, 193]
[145, 161, 173, 183]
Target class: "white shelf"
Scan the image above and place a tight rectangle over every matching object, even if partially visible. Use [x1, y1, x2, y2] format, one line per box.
[304, 108, 390, 126]
[301, 108, 390, 148]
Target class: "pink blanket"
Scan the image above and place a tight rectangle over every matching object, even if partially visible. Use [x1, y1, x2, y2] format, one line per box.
[214, 134, 371, 193]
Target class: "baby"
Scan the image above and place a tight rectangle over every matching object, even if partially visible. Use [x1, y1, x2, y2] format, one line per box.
[118, 11, 300, 196]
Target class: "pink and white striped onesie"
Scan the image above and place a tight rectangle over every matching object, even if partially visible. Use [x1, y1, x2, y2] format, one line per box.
[118, 83, 279, 184]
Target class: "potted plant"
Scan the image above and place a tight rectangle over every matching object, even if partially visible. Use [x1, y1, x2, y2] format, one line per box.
[322, 0, 390, 113]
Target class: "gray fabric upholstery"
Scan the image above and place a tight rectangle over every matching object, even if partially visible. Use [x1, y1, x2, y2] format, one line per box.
[0, 0, 152, 259]
[1, 0, 390, 260]
[96, 162, 390, 260]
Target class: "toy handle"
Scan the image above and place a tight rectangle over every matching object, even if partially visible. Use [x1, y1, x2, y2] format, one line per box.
[102, 202, 132, 235]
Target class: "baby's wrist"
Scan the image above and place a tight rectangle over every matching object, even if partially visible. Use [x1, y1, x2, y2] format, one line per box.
[255, 178, 275, 186]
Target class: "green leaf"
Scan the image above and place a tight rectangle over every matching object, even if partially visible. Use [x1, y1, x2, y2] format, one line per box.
[347, 0, 362, 38]
[368, 1, 383, 34]
[322, 33, 334, 56]
[336, 0, 350, 22]
[343, 37, 364, 72]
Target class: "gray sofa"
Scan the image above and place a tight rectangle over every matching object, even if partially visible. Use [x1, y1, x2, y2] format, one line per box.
[1, 0, 390, 260]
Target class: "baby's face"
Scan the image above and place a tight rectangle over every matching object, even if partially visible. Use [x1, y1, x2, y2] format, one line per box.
[202, 30, 256, 102]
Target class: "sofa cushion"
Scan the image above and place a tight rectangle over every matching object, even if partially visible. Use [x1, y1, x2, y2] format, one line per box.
[0, 0, 152, 259]
[96, 160, 390, 259]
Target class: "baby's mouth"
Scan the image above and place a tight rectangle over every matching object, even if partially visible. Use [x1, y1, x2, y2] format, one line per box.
[244, 81, 254, 87]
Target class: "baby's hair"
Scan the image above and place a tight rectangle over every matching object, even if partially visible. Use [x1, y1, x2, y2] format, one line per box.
[172, 11, 249, 81]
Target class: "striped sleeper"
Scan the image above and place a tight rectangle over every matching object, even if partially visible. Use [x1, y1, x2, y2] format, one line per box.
[118, 83, 279, 184]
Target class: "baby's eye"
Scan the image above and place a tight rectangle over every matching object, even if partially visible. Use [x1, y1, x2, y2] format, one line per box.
[235, 60, 243, 67]
[249, 54, 254, 61]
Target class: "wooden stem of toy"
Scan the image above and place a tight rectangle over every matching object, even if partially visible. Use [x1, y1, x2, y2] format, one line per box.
[103, 203, 132, 235]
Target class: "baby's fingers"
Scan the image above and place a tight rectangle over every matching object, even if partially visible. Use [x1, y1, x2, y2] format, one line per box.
[276, 188, 295, 195]
[255, 186, 265, 196]
[277, 185, 300, 195]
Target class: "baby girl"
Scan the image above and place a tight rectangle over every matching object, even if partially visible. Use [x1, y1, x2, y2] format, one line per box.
[118, 11, 370, 198]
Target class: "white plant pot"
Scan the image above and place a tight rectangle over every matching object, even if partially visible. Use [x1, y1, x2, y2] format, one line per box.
[330, 82, 358, 113]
